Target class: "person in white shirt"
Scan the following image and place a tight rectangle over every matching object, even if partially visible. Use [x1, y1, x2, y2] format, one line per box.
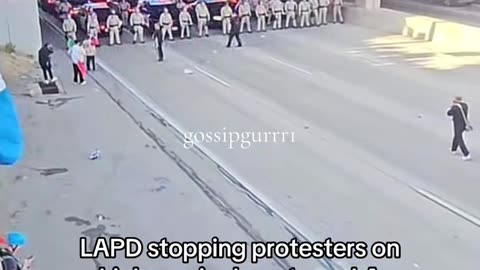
[68, 40, 87, 85]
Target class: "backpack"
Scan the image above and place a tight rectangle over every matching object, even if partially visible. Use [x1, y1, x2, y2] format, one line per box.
[0, 248, 20, 270]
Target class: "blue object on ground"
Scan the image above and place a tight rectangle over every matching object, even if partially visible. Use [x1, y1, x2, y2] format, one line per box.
[0, 84, 24, 165]
[7, 232, 27, 247]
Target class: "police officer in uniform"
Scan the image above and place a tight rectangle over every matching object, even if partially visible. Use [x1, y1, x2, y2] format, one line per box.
[239, 0, 252, 33]
[271, 0, 284, 30]
[309, 0, 320, 26]
[284, 0, 297, 29]
[220, 1, 233, 35]
[57, 0, 71, 20]
[265, 0, 272, 25]
[160, 7, 174, 40]
[195, 0, 210, 37]
[87, 8, 100, 39]
[318, 0, 329, 25]
[179, 6, 193, 39]
[255, 1, 267, 32]
[333, 0, 343, 23]
[106, 9, 122, 45]
[130, 8, 145, 44]
[298, 0, 310, 27]
[62, 14, 77, 42]
[120, 0, 131, 26]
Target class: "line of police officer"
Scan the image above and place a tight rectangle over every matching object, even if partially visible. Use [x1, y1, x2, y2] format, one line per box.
[220, 0, 343, 35]
[61, 0, 344, 47]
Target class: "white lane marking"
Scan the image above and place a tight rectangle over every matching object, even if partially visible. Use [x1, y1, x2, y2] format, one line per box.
[268, 56, 312, 75]
[193, 66, 231, 88]
[411, 186, 480, 228]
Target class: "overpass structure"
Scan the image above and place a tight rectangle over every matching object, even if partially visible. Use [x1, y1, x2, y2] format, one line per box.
[0, 0, 380, 56]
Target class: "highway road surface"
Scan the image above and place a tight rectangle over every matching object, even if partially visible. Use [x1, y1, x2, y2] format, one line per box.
[34, 9, 480, 270]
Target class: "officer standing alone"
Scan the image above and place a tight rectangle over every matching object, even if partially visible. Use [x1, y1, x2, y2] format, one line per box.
[196, 0, 211, 37]
[130, 8, 146, 44]
[179, 6, 193, 39]
[447, 96, 472, 161]
[160, 7, 174, 41]
[106, 10, 122, 45]
[239, 0, 252, 33]
[255, 1, 267, 32]
[221, 1, 233, 35]
[299, 0, 311, 28]
[318, 0, 329, 25]
[333, 0, 344, 23]
[285, 0, 297, 29]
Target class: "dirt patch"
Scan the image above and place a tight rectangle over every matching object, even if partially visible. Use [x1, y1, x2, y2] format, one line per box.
[0, 51, 39, 93]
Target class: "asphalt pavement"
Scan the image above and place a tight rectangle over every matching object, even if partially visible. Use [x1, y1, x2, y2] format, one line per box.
[37, 10, 480, 270]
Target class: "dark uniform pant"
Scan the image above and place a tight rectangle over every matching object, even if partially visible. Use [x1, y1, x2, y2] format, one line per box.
[157, 44, 164, 61]
[41, 64, 54, 81]
[451, 128, 469, 156]
[73, 64, 84, 83]
[227, 33, 242, 47]
[87, 56, 96, 71]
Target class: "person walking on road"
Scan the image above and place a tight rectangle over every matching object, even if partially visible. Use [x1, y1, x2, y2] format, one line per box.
[68, 40, 87, 85]
[38, 43, 57, 84]
[226, 16, 242, 48]
[83, 38, 96, 71]
[152, 23, 164, 61]
[447, 96, 472, 160]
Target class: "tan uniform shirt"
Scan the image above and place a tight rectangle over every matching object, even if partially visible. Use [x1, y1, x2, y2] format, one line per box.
[196, 3, 210, 19]
[179, 10, 192, 24]
[130, 12, 144, 26]
[221, 5, 233, 19]
[106, 14, 121, 27]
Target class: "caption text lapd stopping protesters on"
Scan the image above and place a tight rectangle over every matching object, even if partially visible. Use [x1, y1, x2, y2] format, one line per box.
[80, 237, 401, 270]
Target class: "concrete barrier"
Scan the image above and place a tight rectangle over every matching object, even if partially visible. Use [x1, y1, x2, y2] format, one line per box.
[431, 21, 480, 52]
[402, 16, 444, 41]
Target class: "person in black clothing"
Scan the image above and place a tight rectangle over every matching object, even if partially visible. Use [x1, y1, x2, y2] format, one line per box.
[152, 22, 164, 61]
[38, 43, 56, 83]
[447, 96, 471, 160]
[226, 15, 242, 48]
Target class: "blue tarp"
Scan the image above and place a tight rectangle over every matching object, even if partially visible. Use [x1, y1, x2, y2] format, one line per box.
[0, 74, 23, 166]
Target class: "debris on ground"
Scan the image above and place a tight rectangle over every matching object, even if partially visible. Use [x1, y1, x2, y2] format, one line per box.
[184, 68, 194, 75]
[89, 149, 101, 160]
[31, 168, 69, 176]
